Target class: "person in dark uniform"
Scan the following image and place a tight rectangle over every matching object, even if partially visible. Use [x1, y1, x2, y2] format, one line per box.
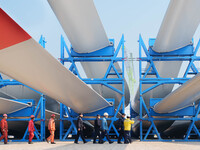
[117, 113, 126, 144]
[93, 114, 102, 144]
[74, 113, 87, 144]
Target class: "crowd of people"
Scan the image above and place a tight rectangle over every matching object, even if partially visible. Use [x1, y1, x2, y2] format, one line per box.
[0, 112, 134, 144]
[71, 112, 134, 144]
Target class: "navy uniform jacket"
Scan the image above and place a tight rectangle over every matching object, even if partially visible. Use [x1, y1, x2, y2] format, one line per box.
[94, 118, 101, 131]
[77, 116, 85, 130]
[118, 116, 125, 130]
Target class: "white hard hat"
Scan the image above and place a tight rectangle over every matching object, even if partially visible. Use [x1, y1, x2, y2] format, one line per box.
[104, 112, 109, 116]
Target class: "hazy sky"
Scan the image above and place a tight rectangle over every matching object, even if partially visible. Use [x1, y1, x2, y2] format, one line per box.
[1, 0, 200, 100]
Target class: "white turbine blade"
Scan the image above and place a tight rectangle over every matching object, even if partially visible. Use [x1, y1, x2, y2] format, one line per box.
[48, 0, 110, 53]
[0, 97, 29, 114]
[154, 73, 200, 113]
[153, 0, 200, 52]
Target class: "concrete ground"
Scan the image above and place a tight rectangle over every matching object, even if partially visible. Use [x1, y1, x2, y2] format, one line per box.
[0, 140, 200, 150]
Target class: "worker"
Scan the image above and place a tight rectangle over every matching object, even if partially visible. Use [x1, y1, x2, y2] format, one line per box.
[0, 114, 8, 144]
[47, 114, 56, 144]
[74, 113, 87, 144]
[117, 113, 126, 144]
[124, 116, 134, 144]
[93, 114, 102, 144]
[28, 115, 35, 144]
[100, 112, 113, 144]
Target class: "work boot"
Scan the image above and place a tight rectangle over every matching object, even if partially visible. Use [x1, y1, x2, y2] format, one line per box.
[99, 140, 105, 144]
[109, 141, 114, 144]
[28, 141, 33, 144]
[46, 139, 50, 143]
[51, 142, 56, 144]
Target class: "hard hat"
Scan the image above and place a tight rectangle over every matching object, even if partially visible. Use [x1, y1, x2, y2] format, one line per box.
[51, 114, 55, 117]
[104, 112, 109, 116]
[3, 114, 7, 117]
[30, 115, 35, 118]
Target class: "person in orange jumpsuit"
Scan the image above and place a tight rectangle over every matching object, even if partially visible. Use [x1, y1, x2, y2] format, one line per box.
[28, 115, 35, 144]
[47, 114, 56, 144]
[0, 114, 8, 144]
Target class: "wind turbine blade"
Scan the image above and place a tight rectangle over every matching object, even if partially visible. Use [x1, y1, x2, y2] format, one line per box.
[0, 8, 110, 113]
[48, 0, 110, 53]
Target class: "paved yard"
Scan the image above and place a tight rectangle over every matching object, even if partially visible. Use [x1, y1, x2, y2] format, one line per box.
[0, 140, 200, 150]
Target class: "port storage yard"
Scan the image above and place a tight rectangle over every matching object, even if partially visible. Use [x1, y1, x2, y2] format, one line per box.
[1, 141, 200, 150]
[1, 0, 200, 149]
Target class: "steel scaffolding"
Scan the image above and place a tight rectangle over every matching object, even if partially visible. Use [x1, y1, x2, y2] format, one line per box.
[59, 35, 126, 141]
[138, 34, 200, 141]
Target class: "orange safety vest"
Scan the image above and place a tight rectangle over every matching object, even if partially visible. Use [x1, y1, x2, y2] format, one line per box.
[48, 118, 55, 131]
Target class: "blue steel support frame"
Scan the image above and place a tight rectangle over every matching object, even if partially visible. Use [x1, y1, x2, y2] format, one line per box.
[0, 35, 46, 142]
[59, 35, 125, 141]
[139, 34, 200, 141]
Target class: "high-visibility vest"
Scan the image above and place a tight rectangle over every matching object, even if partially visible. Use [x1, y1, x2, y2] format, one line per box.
[124, 119, 134, 131]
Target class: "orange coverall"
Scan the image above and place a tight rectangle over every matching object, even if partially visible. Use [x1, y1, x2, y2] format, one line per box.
[47, 118, 55, 143]
[28, 120, 35, 142]
[0, 119, 8, 144]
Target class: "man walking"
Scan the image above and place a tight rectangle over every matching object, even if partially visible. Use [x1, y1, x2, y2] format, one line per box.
[47, 114, 56, 144]
[100, 112, 113, 144]
[117, 113, 126, 144]
[0, 114, 8, 144]
[93, 114, 102, 144]
[74, 113, 87, 144]
[124, 116, 134, 144]
[28, 115, 35, 144]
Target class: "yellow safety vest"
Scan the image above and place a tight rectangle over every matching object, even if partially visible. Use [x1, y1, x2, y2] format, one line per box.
[124, 119, 134, 131]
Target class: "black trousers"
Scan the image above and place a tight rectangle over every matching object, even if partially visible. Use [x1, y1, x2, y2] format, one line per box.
[74, 130, 86, 143]
[124, 131, 132, 143]
[93, 129, 102, 143]
[100, 130, 111, 143]
[118, 129, 125, 143]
